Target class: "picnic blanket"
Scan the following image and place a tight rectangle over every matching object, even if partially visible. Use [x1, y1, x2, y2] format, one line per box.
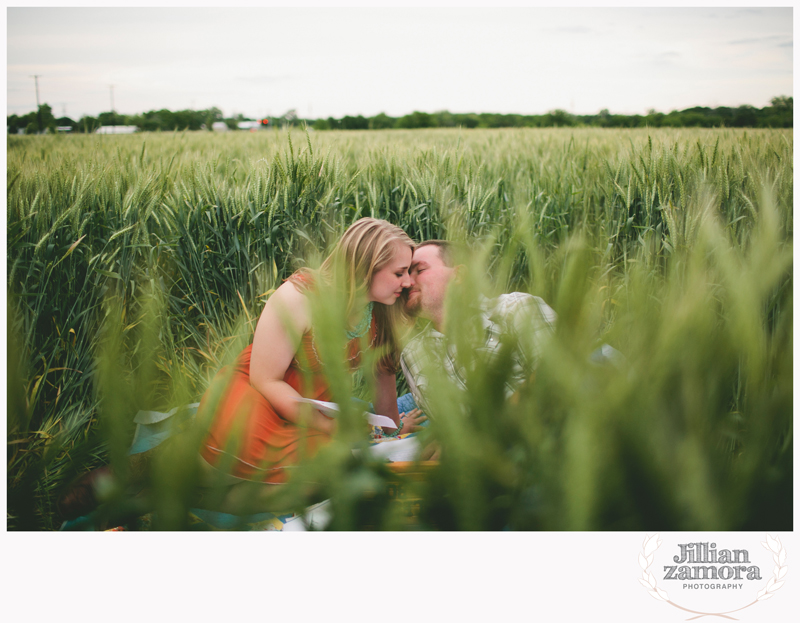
[101, 500, 334, 532]
[60, 400, 421, 531]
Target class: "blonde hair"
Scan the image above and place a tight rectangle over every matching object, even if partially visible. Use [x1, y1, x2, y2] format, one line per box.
[295, 218, 415, 373]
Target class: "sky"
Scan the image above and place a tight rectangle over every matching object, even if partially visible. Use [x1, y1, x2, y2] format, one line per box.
[5, 5, 794, 121]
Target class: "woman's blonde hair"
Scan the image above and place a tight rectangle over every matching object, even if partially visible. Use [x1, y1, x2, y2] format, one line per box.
[295, 217, 415, 372]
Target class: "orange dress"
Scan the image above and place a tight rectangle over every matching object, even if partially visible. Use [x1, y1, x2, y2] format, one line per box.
[199, 276, 376, 483]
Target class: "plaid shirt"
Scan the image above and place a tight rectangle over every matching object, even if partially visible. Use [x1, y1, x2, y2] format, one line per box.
[399, 293, 557, 416]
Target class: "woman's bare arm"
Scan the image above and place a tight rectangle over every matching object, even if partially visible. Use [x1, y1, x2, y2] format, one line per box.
[249, 281, 333, 433]
[373, 369, 401, 428]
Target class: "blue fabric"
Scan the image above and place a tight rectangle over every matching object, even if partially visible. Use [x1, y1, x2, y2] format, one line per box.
[128, 405, 197, 455]
[60, 515, 96, 531]
[397, 392, 428, 426]
[128, 426, 175, 455]
[396, 392, 417, 415]
[188, 507, 295, 530]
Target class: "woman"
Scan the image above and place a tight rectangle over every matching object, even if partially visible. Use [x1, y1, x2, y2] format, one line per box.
[58, 218, 422, 522]
[198, 217, 422, 485]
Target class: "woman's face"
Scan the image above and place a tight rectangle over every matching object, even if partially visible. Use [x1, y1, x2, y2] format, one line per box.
[368, 241, 413, 305]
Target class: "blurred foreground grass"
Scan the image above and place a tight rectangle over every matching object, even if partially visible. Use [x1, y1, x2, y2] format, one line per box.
[7, 127, 792, 530]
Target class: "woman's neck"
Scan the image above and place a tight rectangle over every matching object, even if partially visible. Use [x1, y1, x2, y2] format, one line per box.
[348, 298, 372, 330]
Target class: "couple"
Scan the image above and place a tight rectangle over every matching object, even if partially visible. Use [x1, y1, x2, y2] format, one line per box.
[198, 217, 556, 485]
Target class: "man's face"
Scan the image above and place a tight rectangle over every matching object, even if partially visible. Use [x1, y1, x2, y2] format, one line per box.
[405, 245, 455, 319]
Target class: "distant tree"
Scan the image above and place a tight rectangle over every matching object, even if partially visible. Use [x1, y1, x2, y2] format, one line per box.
[660, 111, 684, 128]
[204, 107, 223, 130]
[732, 105, 758, 128]
[759, 96, 792, 128]
[456, 113, 480, 128]
[483, 113, 501, 128]
[8, 104, 57, 133]
[98, 111, 126, 127]
[433, 110, 456, 127]
[340, 115, 369, 130]
[544, 109, 576, 127]
[713, 107, 734, 126]
[172, 109, 202, 130]
[474, 113, 498, 128]
[138, 110, 170, 132]
[643, 110, 665, 127]
[77, 115, 99, 133]
[34, 104, 57, 133]
[396, 111, 433, 129]
[523, 115, 544, 128]
[770, 95, 792, 110]
[369, 112, 395, 129]
[498, 114, 524, 128]
[313, 118, 331, 131]
[629, 114, 645, 128]
[6, 113, 31, 134]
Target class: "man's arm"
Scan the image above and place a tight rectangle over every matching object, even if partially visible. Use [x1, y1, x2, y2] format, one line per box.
[399, 338, 433, 418]
[500, 293, 557, 373]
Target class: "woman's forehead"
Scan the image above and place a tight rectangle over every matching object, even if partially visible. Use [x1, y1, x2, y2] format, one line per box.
[387, 240, 412, 265]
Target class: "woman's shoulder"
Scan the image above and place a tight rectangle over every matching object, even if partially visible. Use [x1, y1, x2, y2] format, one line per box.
[271, 278, 309, 304]
[286, 268, 316, 292]
[264, 279, 312, 334]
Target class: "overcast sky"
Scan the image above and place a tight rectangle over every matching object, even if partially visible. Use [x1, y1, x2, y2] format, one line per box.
[6, 6, 794, 121]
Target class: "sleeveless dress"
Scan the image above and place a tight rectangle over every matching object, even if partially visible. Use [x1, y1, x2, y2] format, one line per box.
[198, 273, 376, 483]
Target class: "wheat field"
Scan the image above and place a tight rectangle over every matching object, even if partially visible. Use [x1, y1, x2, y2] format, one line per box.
[6, 127, 792, 530]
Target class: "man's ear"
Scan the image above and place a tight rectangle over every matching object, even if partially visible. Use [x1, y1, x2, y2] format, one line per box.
[452, 264, 466, 284]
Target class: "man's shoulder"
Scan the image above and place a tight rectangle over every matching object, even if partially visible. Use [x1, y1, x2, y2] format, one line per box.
[401, 325, 436, 360]
[487, 292, 557, 323]
[400, 325, 441, 383]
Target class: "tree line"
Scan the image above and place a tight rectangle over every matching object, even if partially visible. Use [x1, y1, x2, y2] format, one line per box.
[315, 97, 792, 130]
[6, 106, 251, 135]
[7, 97, 792, 134]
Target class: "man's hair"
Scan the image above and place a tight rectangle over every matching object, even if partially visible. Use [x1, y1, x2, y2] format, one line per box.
[416, 239, 455, 267]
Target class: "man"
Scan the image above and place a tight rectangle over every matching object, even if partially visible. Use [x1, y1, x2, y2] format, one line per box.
[400, 240, 557, 421]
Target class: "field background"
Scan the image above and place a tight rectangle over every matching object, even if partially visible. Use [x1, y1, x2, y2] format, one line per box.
[7, 127, 793, 530]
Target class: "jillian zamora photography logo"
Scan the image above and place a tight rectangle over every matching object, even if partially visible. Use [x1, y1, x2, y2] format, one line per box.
[638, 534, 788, 619]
